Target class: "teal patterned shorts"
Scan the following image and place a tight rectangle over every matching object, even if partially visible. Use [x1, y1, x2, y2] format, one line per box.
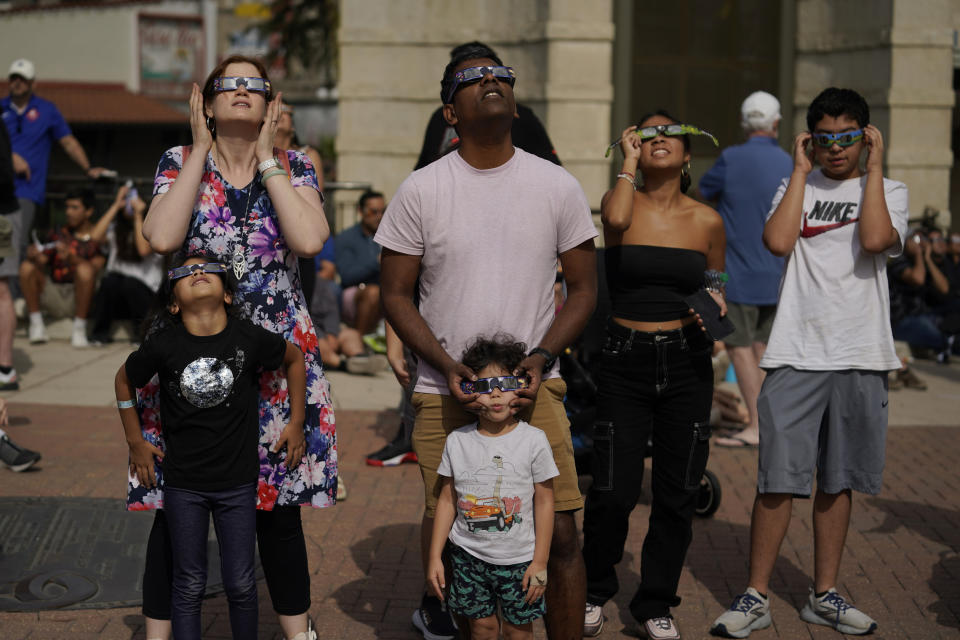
[447, 543, 545, 624]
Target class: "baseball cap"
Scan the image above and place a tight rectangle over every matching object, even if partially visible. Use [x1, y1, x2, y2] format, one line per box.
[0, 216, 14, 258]
[741, 91, 780, 130]
[8, 58, 35, 81]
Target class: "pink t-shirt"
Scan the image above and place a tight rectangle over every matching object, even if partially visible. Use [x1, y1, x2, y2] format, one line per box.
[375, 148, 598, 394]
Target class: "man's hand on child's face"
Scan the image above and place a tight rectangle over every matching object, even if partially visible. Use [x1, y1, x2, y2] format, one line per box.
[446, 362, 482, 413]
[510, 357, 542, 415]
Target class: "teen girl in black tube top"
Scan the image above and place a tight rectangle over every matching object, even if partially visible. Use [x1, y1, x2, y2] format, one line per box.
[581, 111, 726, 640]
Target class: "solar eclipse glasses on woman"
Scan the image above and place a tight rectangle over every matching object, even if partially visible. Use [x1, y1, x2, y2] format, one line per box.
[168, 262, 228, 281]
[213, 76, 272, 94]
[460, 375, 529, 395]
[811, 129, 863, 148]
[443, 65, 516, 104]
[605, 123, 719, 157]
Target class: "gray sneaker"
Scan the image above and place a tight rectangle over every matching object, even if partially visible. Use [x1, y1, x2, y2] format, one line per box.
[710, 587, 772, 638]
[799, 587, 877, 635]
[583, 602, 604, 637]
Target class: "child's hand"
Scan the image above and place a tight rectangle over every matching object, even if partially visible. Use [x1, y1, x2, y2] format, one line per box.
[426, 556, 446, 601]
[792, 132, 813, 175]
[273, 421, 306, 470]
[128, 438, 164, 488]
[521, 561, 547, 604]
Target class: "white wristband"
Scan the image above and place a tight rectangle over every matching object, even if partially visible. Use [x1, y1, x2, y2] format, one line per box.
[257, 157, 279, 173]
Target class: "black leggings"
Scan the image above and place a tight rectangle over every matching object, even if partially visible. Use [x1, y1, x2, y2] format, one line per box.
[142, 505, 311, 619]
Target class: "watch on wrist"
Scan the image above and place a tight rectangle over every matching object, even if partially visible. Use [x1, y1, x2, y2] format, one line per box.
[528, 347, 557, 373]
[257, 157, 280, 173]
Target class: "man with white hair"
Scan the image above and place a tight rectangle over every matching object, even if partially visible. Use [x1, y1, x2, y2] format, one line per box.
[697, 91, 792, 448]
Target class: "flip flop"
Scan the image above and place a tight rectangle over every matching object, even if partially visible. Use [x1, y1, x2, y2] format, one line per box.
[714, 434, 759, 449]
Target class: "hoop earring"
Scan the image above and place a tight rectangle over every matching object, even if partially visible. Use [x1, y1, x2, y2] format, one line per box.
[205, 116, 216, 136]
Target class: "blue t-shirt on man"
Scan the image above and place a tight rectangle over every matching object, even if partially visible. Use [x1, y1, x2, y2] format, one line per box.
[1, 94, 72, 205]
[334, 223, 380, 289]
[698, 136, 792, 305]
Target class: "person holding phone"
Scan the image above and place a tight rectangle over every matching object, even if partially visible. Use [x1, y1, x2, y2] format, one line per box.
[581, 111, 726, 639]
[88, 182, 163, 344]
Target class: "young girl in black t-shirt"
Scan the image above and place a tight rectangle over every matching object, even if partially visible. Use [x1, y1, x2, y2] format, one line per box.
[115, 253, 306, 640]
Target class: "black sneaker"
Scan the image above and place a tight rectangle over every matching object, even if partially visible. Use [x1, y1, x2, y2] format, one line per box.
[0, 368, 19, 391]
[366, 429, 417, 467]
[0, 434, 41, 472]
[411, 594, 456, 640]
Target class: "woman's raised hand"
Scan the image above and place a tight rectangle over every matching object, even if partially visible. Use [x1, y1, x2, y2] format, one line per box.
[256, 91, 283, 164]
[189, 83, 213, 153]
[620, 125, 642, 161]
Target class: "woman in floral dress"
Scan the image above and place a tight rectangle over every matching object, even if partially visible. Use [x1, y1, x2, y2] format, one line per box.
[135, 55, 333, 640]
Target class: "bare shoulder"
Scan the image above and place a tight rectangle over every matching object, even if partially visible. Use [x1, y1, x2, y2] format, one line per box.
[689, 198, 723, 229]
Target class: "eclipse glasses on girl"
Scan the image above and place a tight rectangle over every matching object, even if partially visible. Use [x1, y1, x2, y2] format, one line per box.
[213, 76, 272, 94]
[811, 129, 863, 148]
[605, 123, 719, 157]
[443, 65, 516, 104]
[168, 262, 228, 281]
[460, 375, 530, 395]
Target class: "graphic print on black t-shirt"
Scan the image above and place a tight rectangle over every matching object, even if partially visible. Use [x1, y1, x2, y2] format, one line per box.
[801, 199, 860, 238]
[176, 347, 245, 408]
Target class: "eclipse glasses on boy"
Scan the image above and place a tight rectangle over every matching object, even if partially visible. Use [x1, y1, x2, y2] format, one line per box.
[460, 375, 530, 395]
[443, 65, 516, 104]
[168, 262, 228, 281]
[605, 123, 719, 157]
[213, 76, 272, 95]
[811, 129, 864, 148]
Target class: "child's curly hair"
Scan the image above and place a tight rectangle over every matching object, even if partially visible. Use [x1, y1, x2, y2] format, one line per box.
[461, 334, 528, 374]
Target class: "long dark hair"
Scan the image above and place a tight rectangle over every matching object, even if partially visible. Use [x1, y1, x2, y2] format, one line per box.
[141, 250, 241, 340]
[114, 212, 142, 263]
[637, 109, 692, 193]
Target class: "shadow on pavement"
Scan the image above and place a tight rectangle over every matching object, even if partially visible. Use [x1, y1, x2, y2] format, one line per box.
[866, 497, 960, 630]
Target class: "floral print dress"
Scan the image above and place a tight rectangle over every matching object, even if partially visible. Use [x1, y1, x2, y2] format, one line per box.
[126, 145, 337, 511]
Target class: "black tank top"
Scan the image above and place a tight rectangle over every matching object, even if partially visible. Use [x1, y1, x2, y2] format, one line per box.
[605, 245, 706, 322]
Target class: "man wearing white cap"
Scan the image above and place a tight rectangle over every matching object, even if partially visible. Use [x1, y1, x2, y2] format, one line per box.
[697, 91, 792, 449]
[2, 58, 107, 245]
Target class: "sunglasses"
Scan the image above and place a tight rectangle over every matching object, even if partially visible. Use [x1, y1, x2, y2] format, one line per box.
[444, 65, 516, 104]
[605, 123, 719, 157]
[213, 76, 271, 94]
[811, 129, 863, 148]
[460, 375, 529, 395]
[168, 262, 228, 281]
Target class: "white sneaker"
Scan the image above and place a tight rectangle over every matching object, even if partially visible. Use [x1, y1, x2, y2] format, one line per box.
[0, 368, 18, 391]
[643, 616, 681, 640]
[28, 321, 47, 344]
[71, 328, 90, 348]
[710, 587, 772, 638]
[583, 602, 604, 637]
[799, 587, 877, 635]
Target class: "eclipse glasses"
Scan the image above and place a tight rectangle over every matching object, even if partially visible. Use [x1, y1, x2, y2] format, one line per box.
[168, 262, 228, 281]
[444, 65, 516, 104]
[605, 123, 719, 157]
[213, 76, 272, 95]
[811, 129, 863, 148]
[460, 375, 529, 395]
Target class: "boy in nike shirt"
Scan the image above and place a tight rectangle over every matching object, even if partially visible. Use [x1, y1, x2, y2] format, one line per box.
[710, 88, 908, 638]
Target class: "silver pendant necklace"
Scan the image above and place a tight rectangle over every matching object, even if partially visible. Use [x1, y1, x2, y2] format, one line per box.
[232, 185, 253, 280]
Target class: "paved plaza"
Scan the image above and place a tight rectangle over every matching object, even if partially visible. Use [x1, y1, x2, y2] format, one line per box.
[1, 324, 959, 639]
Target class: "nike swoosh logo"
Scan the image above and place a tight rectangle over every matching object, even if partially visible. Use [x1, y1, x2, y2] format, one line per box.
[881, 400, 888, 408]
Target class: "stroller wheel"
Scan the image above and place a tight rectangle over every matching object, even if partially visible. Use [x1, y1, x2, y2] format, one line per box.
[695, 469, 722, 518]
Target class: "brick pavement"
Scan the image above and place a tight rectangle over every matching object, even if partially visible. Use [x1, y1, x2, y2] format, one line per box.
[1, 399, 959, 639]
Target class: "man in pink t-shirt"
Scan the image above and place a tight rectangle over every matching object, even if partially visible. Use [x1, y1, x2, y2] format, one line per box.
[376, 43, 597, 640]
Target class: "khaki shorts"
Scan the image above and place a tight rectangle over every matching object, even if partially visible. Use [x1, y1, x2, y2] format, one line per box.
[40, 278, 76, 319]
[412, 377, 583, 517]
[724, 302, 776, 348]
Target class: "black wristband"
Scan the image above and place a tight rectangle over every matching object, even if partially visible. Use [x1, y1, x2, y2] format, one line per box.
[528, 347, 556, 372]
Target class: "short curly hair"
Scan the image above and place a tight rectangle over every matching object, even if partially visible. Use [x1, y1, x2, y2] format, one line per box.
[460, 334, 527, 375]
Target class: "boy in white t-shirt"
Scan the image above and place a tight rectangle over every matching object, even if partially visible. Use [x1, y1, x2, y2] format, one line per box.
[711, 88, 908, 639]
[428, 336, 557, 639]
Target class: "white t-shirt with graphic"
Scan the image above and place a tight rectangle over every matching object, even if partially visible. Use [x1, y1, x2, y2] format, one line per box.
[437, 421, 559, 565]
[760, 170, 909, 371]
